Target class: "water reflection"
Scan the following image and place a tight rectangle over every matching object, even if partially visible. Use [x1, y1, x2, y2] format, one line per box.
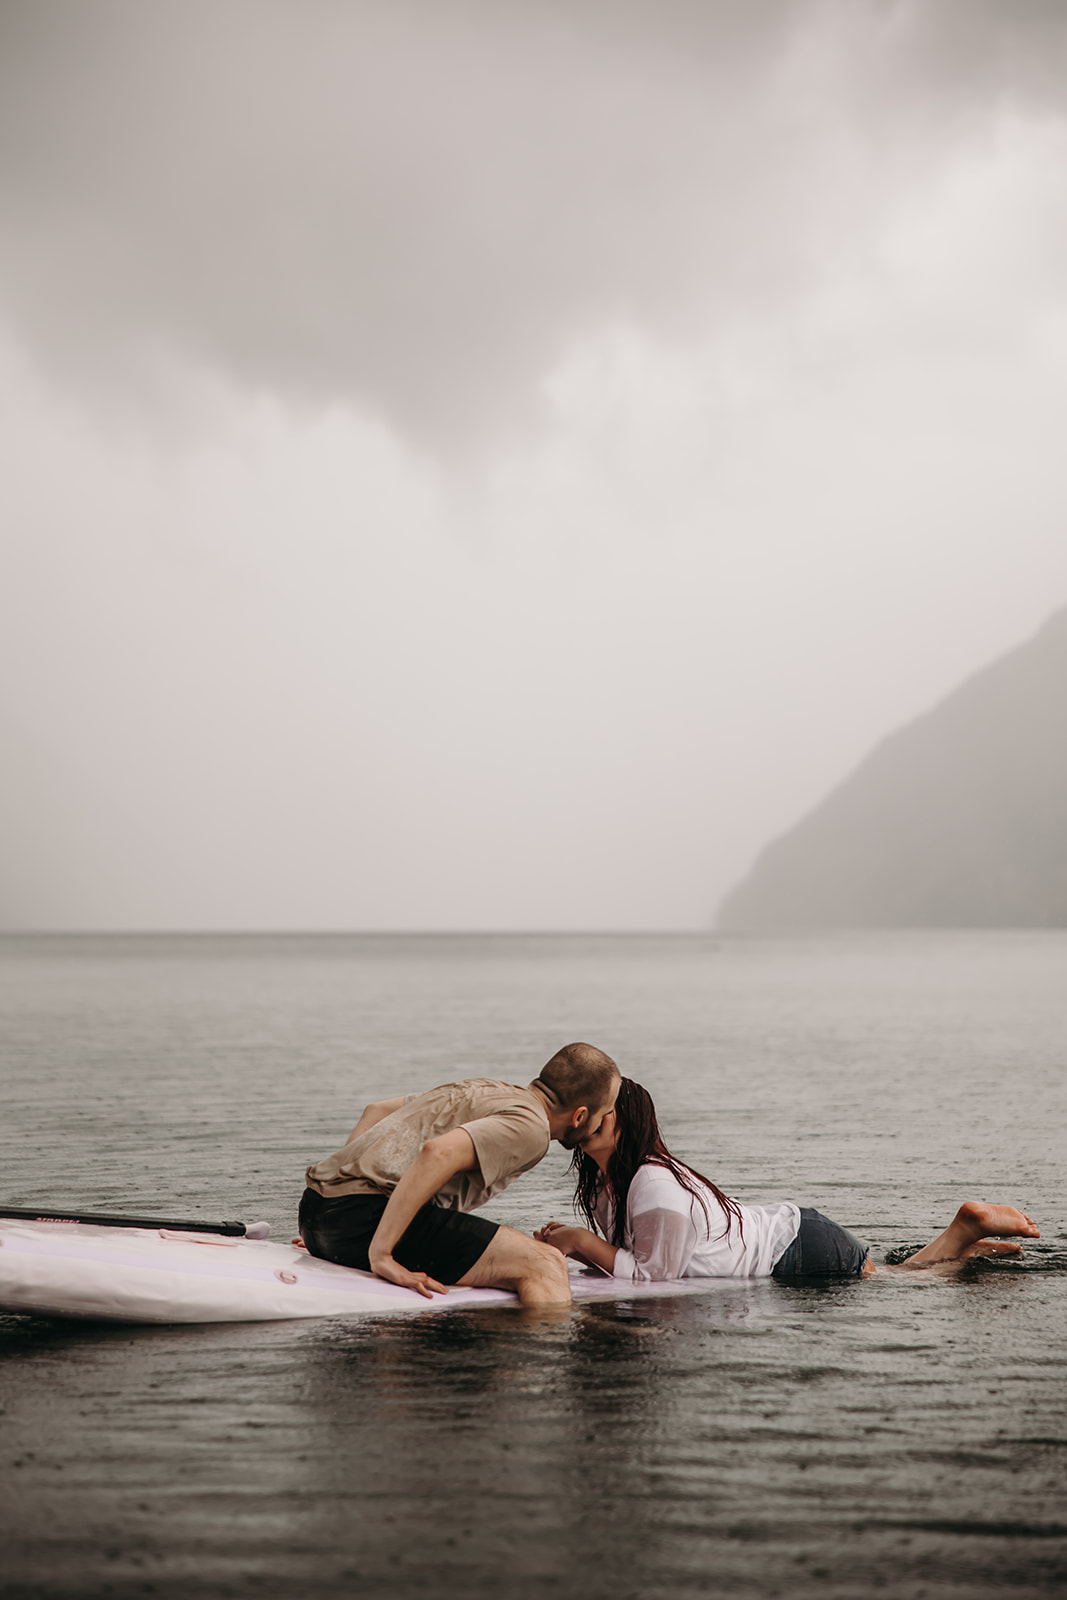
[296, 1305, 678, 1590]
[2, 1270, 1066, 1598]
[286, 1285, 804, 1593]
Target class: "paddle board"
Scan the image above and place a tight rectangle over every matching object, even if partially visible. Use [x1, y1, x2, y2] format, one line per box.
[0, 1214, 717, 1324]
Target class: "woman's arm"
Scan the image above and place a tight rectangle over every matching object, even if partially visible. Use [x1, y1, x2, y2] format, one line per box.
[596, 1165, 702, 1281]
[617, 1206, 699, 1280]
[535, 1221, 618, 1276]
[536, 1207, 697, 1280]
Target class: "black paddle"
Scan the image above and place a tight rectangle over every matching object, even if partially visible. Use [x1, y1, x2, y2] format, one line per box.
[0, 1205, 269, 1238]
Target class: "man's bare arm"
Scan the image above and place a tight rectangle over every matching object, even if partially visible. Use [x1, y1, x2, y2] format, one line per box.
[346, 1095, 407, 1144]
[367, 1128, 478, 1298]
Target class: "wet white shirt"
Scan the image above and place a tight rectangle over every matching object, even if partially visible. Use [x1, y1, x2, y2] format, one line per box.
[593, 1164, 800, 1280]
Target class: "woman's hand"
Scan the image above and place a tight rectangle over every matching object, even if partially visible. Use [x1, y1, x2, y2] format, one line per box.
[535, 1221, 589, 1258]
[536, 1220, 620, 1277]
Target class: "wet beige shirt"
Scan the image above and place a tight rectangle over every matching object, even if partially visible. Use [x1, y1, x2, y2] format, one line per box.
[304, 1078, 552, 1211]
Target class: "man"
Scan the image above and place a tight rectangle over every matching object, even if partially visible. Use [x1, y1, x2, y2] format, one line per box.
[299, 1041, 620, 1306]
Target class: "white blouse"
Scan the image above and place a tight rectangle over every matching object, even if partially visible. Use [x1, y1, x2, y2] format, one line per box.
[592, 1163, 800, 1281]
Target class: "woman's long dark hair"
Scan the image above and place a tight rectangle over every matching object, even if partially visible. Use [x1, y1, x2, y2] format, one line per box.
[572, 1078, 743, 1247]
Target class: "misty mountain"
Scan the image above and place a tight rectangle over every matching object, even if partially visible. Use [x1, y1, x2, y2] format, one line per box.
[716, 606, 1067, 930]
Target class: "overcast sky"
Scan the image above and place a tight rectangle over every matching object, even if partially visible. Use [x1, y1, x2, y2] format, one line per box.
[2, 0, 1067, 930]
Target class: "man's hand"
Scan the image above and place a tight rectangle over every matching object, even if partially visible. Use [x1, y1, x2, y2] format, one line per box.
[365, 1128, 477, 1290]
[369, 1250, 448, 1299]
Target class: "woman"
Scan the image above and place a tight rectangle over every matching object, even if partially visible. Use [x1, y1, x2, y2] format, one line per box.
[536, 1078, 1039, 1281]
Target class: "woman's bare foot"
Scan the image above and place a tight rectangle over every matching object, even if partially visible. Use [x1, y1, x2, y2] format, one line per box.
[901, 1201, 1039, 1268]
[959, 1238, 1024, 1260]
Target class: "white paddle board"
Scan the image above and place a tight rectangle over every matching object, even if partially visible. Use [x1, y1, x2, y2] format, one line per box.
[0, 1215, 718, 1324]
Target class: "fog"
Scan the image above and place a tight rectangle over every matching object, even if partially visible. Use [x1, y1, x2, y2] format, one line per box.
[3, 0, 1067, 928]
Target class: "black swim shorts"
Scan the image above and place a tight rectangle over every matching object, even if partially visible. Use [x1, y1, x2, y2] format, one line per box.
[297, 1187, 499, 1284]
[771, 1206, 870, 1280]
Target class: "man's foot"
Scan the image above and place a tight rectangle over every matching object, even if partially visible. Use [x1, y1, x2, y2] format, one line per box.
[901, 1201, 1039, 1268]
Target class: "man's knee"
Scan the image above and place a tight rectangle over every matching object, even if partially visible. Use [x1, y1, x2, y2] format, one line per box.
[497, 1225, 564, 1278]
[498, 1229, 571, 1303]
[460, 1226, 569, 1292]
[526, 1236, 570, 1290]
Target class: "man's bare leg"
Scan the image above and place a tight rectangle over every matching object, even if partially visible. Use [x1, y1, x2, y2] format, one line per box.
[456, 1226, 572, 1306]
[899, 1201, 1039, 1269]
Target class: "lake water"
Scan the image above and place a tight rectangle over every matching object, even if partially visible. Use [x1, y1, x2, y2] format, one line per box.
[1, 931, 1065, 1599]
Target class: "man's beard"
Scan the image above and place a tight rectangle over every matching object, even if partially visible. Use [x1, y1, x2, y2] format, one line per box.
[558, 1124, 586, 1151]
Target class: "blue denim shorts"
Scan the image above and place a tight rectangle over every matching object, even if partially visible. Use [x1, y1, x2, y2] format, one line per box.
[771, 1206, 870, 1280]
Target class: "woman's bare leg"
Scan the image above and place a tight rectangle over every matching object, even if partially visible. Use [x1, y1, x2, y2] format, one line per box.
[898, 1201, 1039, 1269]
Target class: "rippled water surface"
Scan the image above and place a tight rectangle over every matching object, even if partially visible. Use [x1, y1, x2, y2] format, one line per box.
[1, 932, 1065, 1598]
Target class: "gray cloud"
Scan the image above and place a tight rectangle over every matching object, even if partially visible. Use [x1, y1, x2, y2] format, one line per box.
[4, 2, 1067, 930]
[3, 1, 1066, 446]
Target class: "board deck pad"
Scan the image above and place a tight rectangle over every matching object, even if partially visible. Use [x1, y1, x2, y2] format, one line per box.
[0, 1216, 722, 1324]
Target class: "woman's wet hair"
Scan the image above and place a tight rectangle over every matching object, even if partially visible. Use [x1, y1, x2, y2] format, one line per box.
[571, 1077, 744, 1247]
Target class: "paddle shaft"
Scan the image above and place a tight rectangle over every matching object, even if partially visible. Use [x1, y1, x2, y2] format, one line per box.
[0, 1205, 247, 1236]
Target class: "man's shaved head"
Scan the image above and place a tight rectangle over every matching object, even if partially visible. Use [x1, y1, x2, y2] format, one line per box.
[535, 1042, 619, 1112]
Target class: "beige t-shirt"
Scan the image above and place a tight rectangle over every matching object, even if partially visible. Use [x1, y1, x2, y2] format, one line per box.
[304, 1078, 552, 1211]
